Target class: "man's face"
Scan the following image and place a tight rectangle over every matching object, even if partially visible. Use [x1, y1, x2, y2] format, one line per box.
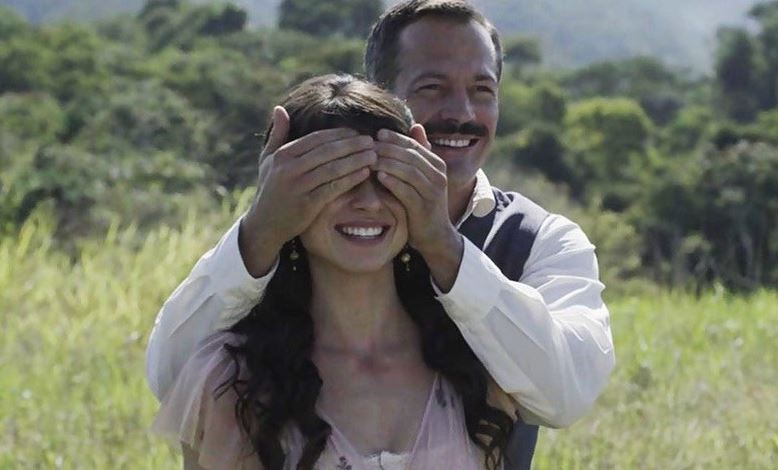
[392, 17, 499, 195]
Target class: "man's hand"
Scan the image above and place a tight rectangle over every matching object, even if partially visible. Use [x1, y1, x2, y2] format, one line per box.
[374, 125, 464, 292]
[239, 106, 376, 277]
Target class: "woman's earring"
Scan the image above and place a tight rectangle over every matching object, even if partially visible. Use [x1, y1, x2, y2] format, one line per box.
[400, 251, 411, 272]
[289, 240, 300, 271]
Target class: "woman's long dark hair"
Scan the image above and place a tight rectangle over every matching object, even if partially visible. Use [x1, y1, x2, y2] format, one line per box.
[218, 74, 513, 469]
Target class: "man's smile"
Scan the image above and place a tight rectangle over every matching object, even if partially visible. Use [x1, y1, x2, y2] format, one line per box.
[430, 136, 479, 149]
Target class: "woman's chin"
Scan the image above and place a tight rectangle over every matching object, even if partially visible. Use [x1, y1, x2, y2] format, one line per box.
[332, 258, 395, 275]
[308, 252, 400, 276]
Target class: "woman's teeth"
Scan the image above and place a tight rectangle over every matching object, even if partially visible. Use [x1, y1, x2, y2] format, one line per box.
[432, 138, 471, 148]
[339, 226, 385, 238]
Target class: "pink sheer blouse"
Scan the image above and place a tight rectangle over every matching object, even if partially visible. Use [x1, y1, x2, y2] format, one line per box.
[152, 332, 508, 469]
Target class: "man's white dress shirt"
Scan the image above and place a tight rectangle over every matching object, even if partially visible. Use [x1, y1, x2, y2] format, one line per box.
[146, 170, 615, 428]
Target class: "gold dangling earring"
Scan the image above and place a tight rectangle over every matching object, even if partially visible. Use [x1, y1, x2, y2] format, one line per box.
[400, 251, 411, 272]
[289, 239, 300, 271]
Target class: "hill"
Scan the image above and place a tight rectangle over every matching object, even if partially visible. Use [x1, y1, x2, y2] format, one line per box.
[475, 0, 758, 71]
[0, 0, 761, 71]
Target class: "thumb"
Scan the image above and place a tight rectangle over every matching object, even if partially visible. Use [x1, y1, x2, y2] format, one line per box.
[410, 123, 431, 150]
[262, 106, 290, 157]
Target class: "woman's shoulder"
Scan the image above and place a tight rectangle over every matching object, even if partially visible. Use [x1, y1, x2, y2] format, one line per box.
[152, 330, 257, 469]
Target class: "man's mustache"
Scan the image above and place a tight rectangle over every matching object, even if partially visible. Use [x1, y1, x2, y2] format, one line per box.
[423, 120, 488, 137]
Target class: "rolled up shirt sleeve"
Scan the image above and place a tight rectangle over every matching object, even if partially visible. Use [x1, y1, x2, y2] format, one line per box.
[145, 217, 274, 400]
[434, 214, 615, 428]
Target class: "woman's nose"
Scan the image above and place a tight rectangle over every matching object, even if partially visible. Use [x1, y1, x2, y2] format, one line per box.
[350, 179, 383, 211]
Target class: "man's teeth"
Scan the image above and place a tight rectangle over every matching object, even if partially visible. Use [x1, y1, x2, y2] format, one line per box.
[340, 226, 384, 237]
[432, 138, 471, 148]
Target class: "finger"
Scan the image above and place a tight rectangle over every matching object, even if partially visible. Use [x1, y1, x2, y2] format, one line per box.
[410, 124, 432, 150]
[300, 150, 377, 191]
[376, 171, 424, 209]
[377, 129, 446, 172]
[308, 167, 370, 204]
[296, 135, 375, 174]
[374, 141, 439, 180]
[373, 157, 437, 200]
[261, 106, 290, 158]
[276, 128, 361, 161]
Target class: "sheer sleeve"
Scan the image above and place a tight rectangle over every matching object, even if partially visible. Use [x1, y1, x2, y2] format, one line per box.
[151, 331, 260, 470]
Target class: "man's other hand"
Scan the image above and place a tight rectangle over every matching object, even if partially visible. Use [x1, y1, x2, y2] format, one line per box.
[374, 125, 464, 291]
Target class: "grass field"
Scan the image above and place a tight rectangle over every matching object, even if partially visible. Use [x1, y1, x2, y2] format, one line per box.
[2, 211, 777, 469]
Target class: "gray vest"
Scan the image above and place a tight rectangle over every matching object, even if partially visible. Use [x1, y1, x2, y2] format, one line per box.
[458, 187, 549, 470]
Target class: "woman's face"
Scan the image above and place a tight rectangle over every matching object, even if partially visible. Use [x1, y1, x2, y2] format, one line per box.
[300, 174, 408, 274]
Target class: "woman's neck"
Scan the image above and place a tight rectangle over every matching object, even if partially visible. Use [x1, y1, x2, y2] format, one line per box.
[308, 261, 419, 357]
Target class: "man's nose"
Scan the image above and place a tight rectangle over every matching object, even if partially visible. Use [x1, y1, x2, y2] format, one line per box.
[350, 179, 382, 211]
[440, 87, 476, 123]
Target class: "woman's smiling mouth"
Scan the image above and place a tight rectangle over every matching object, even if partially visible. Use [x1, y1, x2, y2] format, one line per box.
[335, 224, 390, 240]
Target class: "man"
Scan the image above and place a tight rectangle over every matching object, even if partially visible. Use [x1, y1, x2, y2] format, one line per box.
[147, 1, 615, 467]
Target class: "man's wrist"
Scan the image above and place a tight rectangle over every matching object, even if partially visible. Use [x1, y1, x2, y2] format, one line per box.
[238, 214, 282, 278]
[419, 225, 464, 294]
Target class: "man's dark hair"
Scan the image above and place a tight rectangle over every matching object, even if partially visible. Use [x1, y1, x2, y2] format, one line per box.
[364, 0, 503, 89]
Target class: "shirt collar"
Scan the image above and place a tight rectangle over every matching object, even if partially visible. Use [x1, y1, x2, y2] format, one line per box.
[455, 169, 495, 227]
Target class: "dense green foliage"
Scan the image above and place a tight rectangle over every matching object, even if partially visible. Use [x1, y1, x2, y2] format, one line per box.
[1, 214, 776, 467]
[278, 0, 381, 38]
[1, 0, 778, 291]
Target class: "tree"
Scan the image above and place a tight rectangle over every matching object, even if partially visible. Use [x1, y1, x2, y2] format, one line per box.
[561, 57, 685, 124]
[563, 97, 654, 209]
[0, 6, 28, 41]
[148, 44, 288, 186]
[72, 80, 213, 162]
[747, 109, 778, 144]
[711, 3, 778, 120]
[661, 105, 714, 154]
[42, 24, 110, 102]
[197, 4, 246, 36]
[751, 2, 778, 109]
[0, 93, 64, 145]
[137, 1, 249, 51]
[139, 0, 179, 21]
[750, 0, 778, 19]
[0, 35, 53, 93]
[278, 0, 382, 38]
[497, 81, 566, 136]
[715, 27, 764, 122]
[493, 125, 571, 185]
[502, 34, 541, 78]
[638, 142, 778, 289]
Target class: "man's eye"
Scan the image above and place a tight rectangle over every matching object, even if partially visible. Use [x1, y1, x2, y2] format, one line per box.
[418, 84, 441, 92]
[476, 86, 495, 95]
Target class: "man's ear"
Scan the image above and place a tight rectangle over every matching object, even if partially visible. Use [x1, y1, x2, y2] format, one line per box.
[410, 123, 431, 150]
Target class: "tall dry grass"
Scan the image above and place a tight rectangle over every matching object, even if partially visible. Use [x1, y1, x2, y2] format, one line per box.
[1, 201, 776, 468]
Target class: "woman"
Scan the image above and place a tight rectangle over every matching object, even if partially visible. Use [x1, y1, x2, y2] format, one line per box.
[153, 74, 516, 470]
